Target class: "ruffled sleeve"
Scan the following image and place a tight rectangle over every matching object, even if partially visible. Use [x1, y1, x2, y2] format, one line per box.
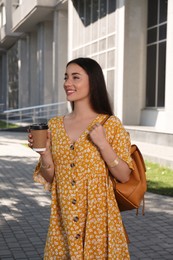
[108, 116, 134, 170]
[33, 158, 52, 191]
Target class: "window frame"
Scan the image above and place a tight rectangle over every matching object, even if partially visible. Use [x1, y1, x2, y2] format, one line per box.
[146, 0, 167, 108]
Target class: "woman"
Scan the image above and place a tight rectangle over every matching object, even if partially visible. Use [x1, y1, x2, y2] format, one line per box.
[28, 57, 133, 259]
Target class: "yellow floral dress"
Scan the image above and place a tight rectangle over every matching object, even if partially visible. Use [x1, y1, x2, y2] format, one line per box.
[33, 114, 133, 259]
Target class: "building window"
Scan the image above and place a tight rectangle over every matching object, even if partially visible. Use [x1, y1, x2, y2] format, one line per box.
[0, 4, 6, 27]
[146, 0, 167, 108]
[8, 44, 19, 109]
[71, 0, 116, 106]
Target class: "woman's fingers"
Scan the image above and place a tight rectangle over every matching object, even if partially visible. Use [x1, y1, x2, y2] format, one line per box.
[28, 133, 33, 148]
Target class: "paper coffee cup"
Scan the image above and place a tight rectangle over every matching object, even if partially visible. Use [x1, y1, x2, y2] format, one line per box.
[29, 123, 48, 152]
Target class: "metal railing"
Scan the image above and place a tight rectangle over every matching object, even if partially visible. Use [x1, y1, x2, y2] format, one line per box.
[3, 101, 68, 127]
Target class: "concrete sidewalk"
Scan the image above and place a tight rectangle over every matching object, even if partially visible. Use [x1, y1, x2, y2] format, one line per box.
[132, 140, 173, 170]
[0, 131, 173, 259]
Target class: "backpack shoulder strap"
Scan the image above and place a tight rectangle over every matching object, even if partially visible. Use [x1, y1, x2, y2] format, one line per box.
[100, 115, 110, 126]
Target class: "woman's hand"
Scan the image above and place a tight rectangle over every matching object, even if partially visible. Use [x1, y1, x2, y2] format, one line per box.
[28, 130, 51, 155]
[89, 123, 131, 183]
[28, 129, 55, 183]
[89, 123, 108, 149]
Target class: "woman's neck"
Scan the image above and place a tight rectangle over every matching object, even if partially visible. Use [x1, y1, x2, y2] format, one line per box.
[70, 102, 98, 120]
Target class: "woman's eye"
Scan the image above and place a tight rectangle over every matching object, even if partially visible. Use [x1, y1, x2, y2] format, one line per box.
[64, 75, 80, 81]
[73, 76, 79, 80]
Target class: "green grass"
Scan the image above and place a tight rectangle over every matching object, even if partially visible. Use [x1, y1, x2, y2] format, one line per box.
[145, 161, 173, 197]
[0, 120, 18, 129]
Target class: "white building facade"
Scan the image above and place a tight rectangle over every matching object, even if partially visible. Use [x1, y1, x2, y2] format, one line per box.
[0, 0, 173, 133]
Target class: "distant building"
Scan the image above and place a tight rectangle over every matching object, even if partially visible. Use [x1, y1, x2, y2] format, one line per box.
[0, 0, 173, 133]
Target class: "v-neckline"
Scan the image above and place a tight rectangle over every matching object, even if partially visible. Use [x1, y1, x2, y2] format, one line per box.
[61, 114, 102, 144]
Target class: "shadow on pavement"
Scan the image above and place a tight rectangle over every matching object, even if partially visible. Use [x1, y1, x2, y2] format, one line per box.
[122, 194, 173, 259]
[0, 156, 51, 259]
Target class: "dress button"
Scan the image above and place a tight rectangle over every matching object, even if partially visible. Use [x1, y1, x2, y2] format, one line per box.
[71, 180, 76, 186]
[73, 216, 79, 222]
[72, 199, 77, 205]
[70, 144, 74, 150]
[70, 163, 75, 168]
[75, 234, 80, 239]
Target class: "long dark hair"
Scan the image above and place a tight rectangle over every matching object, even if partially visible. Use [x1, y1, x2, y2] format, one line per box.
[66, 57, 114, 116]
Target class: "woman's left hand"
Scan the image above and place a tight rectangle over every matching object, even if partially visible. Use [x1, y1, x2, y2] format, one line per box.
[89, 123, 108, 149]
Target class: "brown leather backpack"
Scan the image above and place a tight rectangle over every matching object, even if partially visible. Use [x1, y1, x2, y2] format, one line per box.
[101, 116, 147, 215]
[110, 144, 147, 215]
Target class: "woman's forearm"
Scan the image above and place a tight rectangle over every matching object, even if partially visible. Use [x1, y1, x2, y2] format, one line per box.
[40, 152, 55, 183]
[98, 141, 131, 183]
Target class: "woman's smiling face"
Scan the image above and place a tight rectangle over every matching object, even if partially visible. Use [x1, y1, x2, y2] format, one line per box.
[64, 63, 90, 103]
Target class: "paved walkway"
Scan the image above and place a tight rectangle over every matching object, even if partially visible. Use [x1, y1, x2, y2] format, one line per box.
[0, 131, 173, 259]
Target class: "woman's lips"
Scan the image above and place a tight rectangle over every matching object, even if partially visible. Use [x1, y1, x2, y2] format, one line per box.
[66, 89, 76, 95]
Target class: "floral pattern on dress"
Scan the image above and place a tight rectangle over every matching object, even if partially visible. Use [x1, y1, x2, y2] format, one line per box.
[33, 114, 133, 259]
